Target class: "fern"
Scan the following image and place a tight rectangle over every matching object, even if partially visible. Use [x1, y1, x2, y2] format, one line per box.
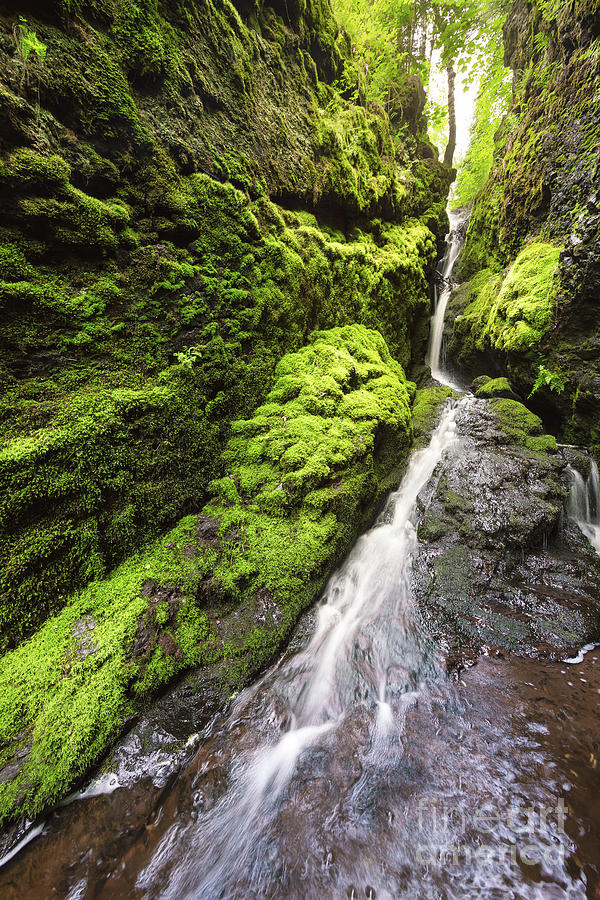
[16, 17, 47, 63]
[528, 364, 566, 398]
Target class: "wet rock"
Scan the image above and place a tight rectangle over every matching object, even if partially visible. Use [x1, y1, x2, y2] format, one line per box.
[191, 766, 229, 815]
[0, 741, 32, 787]
[72, 616, 98, 660]
[474, 377, 521, 401]
[412, 398, 600, 662]
[195, 515, 222, 549]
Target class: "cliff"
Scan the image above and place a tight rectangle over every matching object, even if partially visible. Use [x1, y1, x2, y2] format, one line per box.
[447, 0, 600, 448]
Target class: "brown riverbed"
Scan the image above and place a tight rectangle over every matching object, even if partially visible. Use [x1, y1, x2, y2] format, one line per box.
[1, 644, 599, 899]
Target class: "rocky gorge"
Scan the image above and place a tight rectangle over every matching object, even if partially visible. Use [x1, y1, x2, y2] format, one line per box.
[0, 0, 600, 896]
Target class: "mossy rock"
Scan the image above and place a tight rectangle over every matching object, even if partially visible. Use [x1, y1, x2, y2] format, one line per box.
[475, 377, 520, 400]
[411, 384, 454, 446]
[0, 324, 415, 825]
[489, 397, 558, 454]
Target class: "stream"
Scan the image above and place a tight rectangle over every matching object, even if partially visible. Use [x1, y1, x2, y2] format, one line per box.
[1, 212, 600, 899]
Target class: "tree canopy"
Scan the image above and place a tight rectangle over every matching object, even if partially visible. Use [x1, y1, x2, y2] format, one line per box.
[331, 0, 509, 169]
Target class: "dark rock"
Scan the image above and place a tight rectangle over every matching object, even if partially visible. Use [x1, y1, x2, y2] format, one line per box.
[72, 615, 98, 659]
[195, 515, 222, 549]
[412, 398, 600, 661]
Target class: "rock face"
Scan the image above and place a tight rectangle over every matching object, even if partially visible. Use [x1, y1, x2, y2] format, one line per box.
[447, 0, 600, 449]
[413, 397, 600, 663]
[0, 0, 450, 647]
[0, 324, 418, 825]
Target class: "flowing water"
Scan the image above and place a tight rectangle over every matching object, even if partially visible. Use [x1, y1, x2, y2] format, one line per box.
[129, 399, 466, 899]
[567, 460, 600, 553]
[425, 209, 467, 389]
[3, 218, 600, 898]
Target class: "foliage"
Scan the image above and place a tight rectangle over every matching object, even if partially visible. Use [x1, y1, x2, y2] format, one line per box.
[452, 38, 511, 207]
[0, 325, 415, 825]
[174, 346, 202, 369]
[332, 0, 416, 107]
[15, 18, 47, 62]
[331, 0, 507, 118]
[528, 364, 566, 398]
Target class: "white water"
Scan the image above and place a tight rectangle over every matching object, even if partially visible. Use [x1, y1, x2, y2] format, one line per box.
[566, 459, 600, 553]
[138, 397, 470, 899]
[136, 208, 474, 898]
[426, 209, 467, 389]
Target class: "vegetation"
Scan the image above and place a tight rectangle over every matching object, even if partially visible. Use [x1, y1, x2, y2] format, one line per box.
[1, 0, 597, 834]
[0, 0, 453, 822]
[0, 324, 415, 823]
[452, 38, 511, 207]
[331, 0, 507, 167]
[0, 0, 451, 650]
[448, 242, 560, 372]
[489, 397, 558, 454]
[528, 363, 565, 398]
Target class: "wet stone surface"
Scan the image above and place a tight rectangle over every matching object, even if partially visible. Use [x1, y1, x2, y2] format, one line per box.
[1, 396, 600, 898]
[413, 398, 600, 663]
[1, 647, 600, 899]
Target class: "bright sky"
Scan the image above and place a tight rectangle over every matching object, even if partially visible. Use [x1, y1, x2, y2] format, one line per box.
[428, 52, 480, 162]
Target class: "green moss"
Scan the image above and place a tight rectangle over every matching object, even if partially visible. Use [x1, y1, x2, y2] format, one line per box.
[411, 385, 454, 446]
[474, 377, 517, 399]
[0, 324, 413, 825]
[443, 489, 474, 515]
[451, 243, 560, 369]
[489, 243, 560, 351]
[489, 397, 558, 453]
[0, 163, 442, 646]
[417, 514, 446, 542]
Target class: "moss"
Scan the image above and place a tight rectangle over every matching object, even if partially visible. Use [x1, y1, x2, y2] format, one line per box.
[0, 324, 414, 824]
[443, 489, 474, 515]
[450, 243, 560, 377]
[411, 385, 454, 446]
[474, 377, 518, 399]
[489, 398, 558, 453]
[488, 243, 560, 352]
[417, 514, 446, 542]
[0, 161, 443, 646]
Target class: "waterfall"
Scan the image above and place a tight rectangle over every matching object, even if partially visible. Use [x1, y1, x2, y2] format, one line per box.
[425, 209, 467, 389]
[566, 459, 600, 553]
[136, 398, 471, 899]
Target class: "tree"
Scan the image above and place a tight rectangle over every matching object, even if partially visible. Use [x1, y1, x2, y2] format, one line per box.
[443, 64, 457, 166]
[331, 0, 508, 173]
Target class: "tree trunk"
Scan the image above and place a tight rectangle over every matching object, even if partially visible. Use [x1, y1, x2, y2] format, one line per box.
[444, 64, 456, 167]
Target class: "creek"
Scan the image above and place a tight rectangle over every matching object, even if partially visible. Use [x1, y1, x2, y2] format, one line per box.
[1, 214, 600, 899]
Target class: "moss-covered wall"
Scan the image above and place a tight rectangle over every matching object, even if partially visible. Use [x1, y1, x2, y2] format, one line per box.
[0, 323, 415, 824]
[449, 0, 600, 447]
[0, 0, 450, 645]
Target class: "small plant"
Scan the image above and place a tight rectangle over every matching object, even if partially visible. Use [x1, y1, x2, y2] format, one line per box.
[175, 345, 202, 370]
[528, 363, 565, 398]
[13, 17, 47, 92]
[15, 17, 47, 63]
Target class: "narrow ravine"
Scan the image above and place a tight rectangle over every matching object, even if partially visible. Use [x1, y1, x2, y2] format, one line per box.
[2, 218, 600, 900]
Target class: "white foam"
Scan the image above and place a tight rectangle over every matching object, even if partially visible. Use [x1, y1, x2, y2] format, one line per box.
[562, 642, 599, 665]
[0, 821, 45, 869]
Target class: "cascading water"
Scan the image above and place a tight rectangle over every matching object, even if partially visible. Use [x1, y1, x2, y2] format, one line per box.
[425, 209, 467, 389]
[8, 211, 600, 899]
[135, 398, 468, 899]
[567, 459, 600, 553]
[129, 214, 475, 898]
